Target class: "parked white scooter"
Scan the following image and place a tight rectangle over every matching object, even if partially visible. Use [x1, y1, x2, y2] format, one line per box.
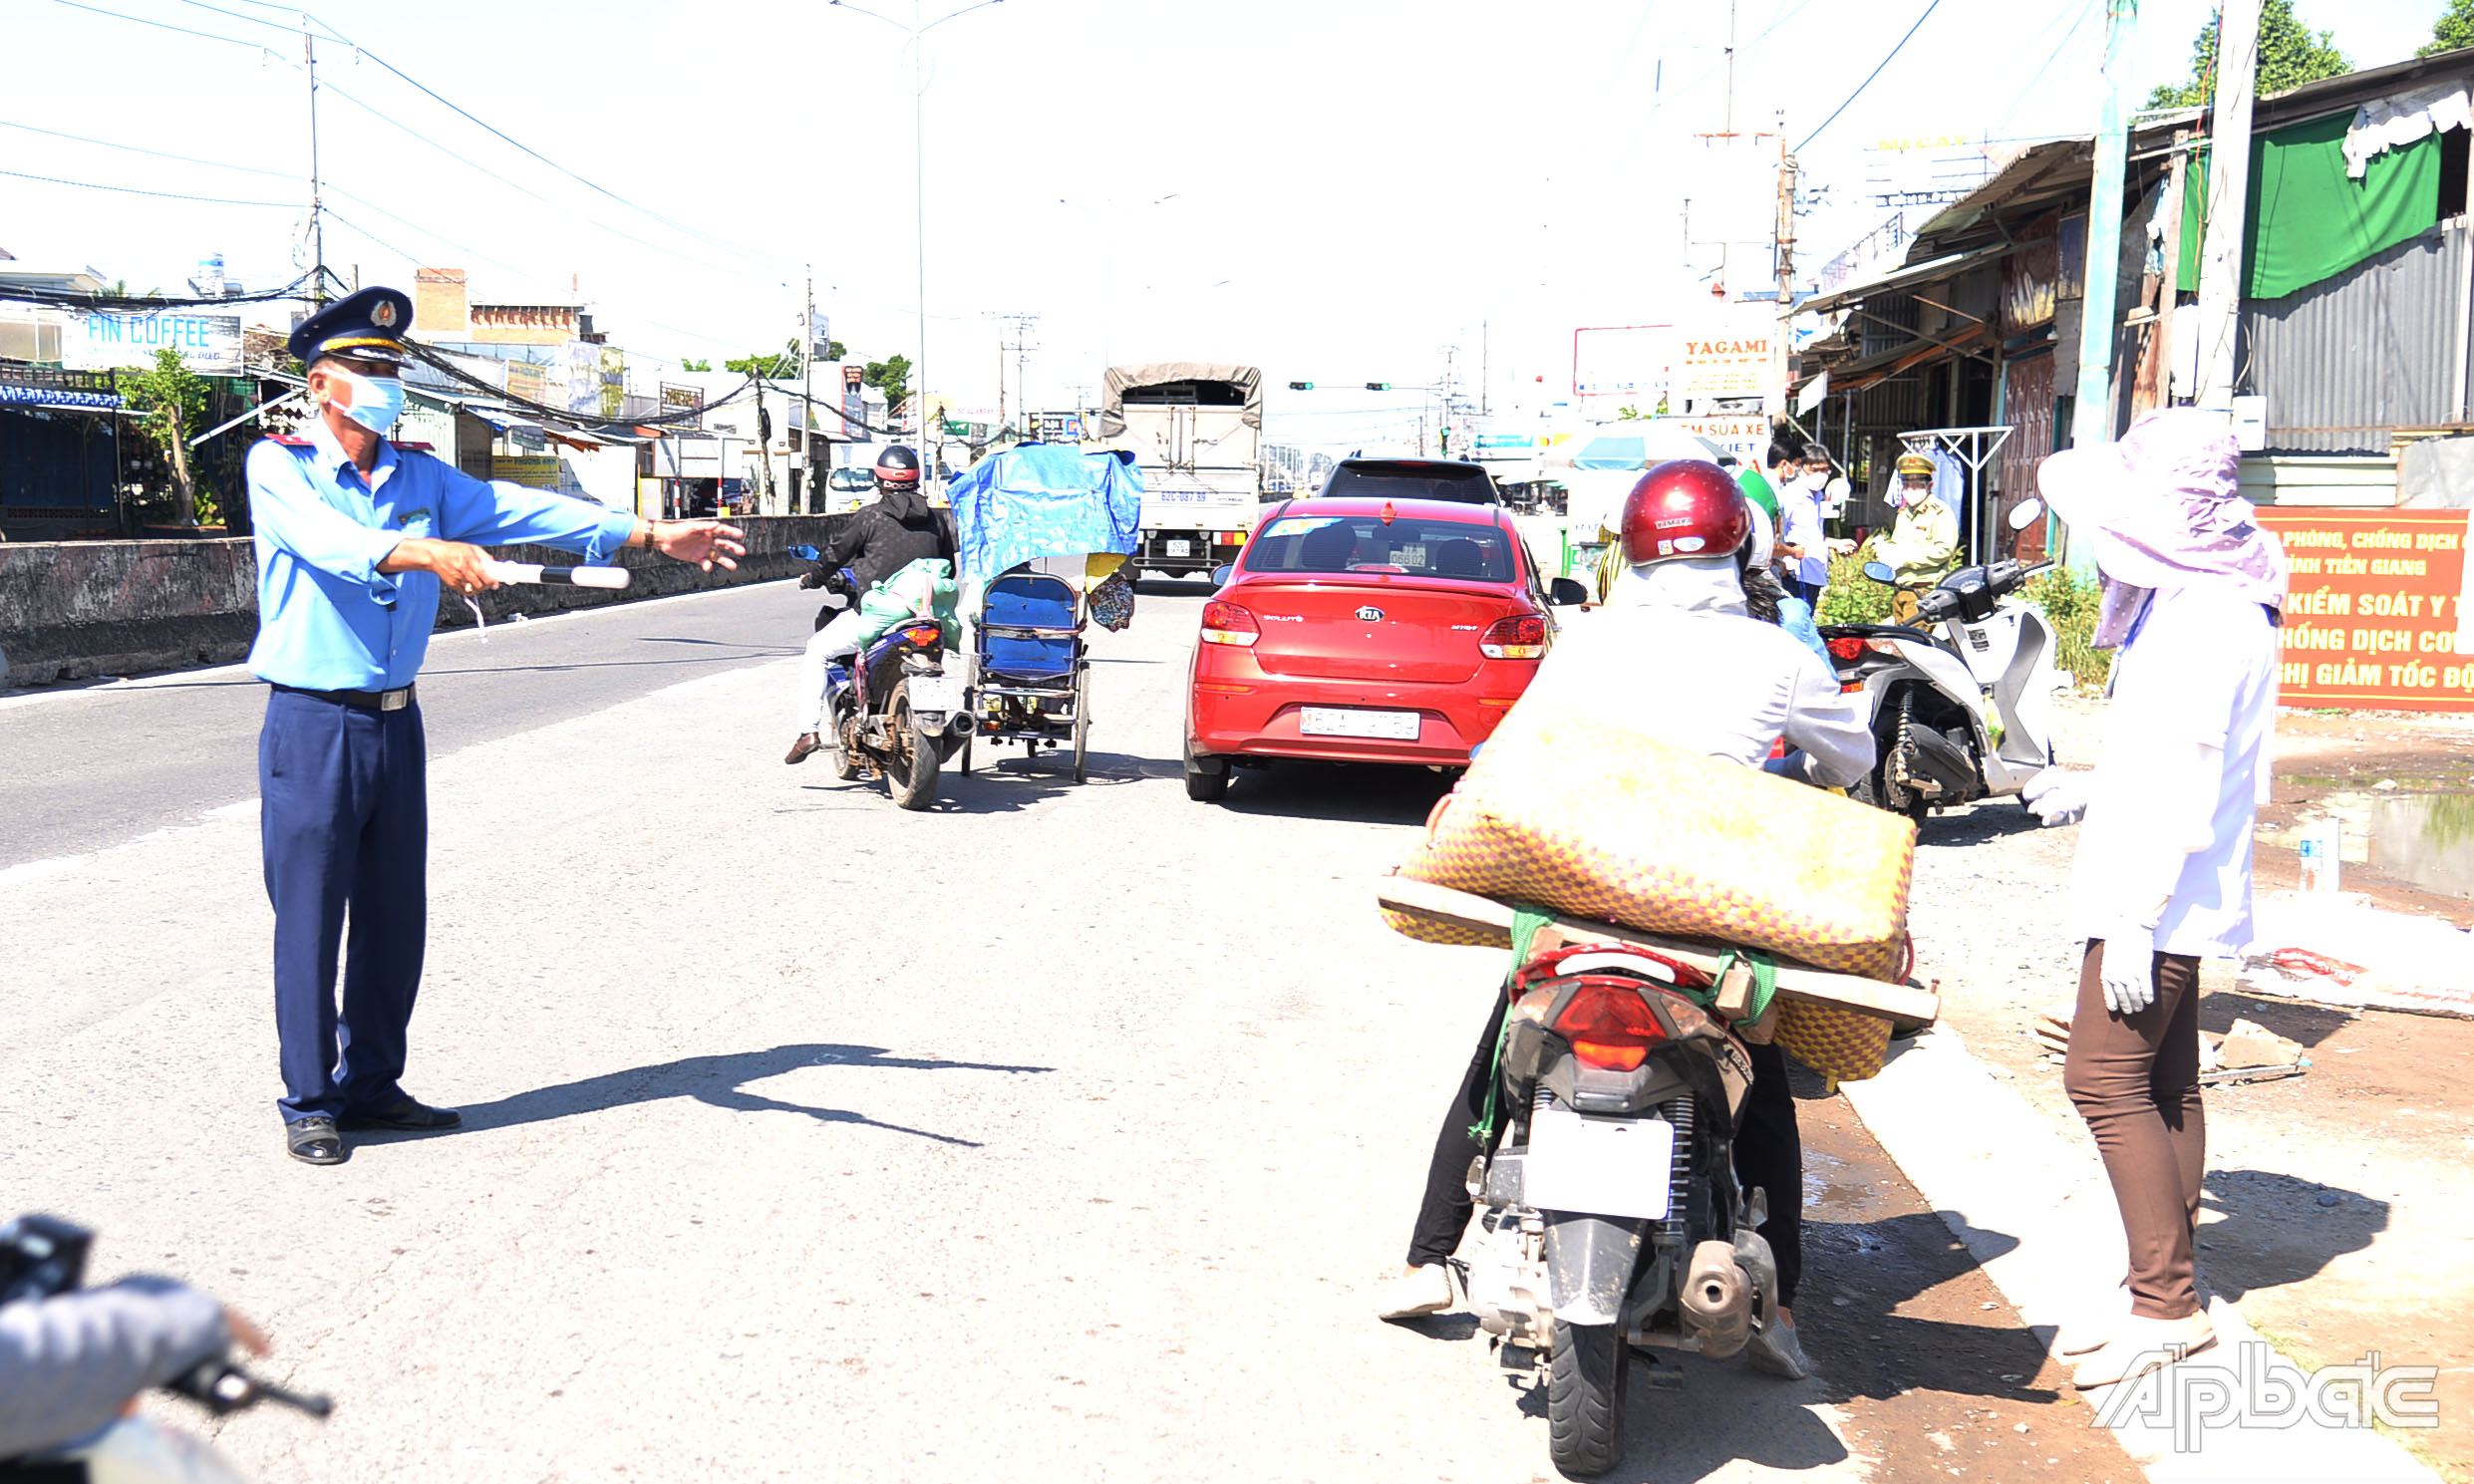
[1819, 498, 2059, 823]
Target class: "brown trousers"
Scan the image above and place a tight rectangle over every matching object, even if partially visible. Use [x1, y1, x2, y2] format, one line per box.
[2062, 942, 2206, 1320]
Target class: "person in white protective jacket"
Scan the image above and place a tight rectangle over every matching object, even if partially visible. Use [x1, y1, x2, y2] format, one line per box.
[1379, 460, 1875, 1382]
[2021, 408, 2287, 1391]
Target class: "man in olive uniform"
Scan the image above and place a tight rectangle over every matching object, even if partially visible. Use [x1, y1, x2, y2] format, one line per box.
[247, 287, 745, 1165]
[1872, 450, 1961, 623]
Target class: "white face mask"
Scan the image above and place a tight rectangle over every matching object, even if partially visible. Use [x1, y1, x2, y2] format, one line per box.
[322, 367, 405, 435]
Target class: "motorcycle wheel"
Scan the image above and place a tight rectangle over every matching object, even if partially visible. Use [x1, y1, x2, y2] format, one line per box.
[1547, 1319, 1630, 1478]
[891, 693, 940, 811]
[828, 698, 860, 781]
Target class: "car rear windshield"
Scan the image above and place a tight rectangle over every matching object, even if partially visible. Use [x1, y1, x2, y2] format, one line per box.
[1242, 514, 1516, 582]
[1318, 461, 1498, 503]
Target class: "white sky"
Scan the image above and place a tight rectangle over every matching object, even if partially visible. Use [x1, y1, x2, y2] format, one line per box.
[0, 0, 2448, 449]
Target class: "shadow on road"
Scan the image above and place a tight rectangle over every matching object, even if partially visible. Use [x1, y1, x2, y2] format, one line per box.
[790, 748, 1177, 815]
[2196, 1169, 2389, 1302]
[432, 1042, 1051, 1148]
[1914, 799, 2042, 849]
[1217, 760, 1455, 827]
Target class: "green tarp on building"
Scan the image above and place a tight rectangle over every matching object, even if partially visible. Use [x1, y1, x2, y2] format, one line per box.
[2175, 111, 2444, 301]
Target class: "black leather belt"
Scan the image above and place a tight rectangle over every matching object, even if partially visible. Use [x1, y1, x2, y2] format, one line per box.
[272, 682, 417, 712]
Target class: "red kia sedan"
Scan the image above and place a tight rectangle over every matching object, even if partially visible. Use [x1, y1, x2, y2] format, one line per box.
[1182, 496, 1584, 800]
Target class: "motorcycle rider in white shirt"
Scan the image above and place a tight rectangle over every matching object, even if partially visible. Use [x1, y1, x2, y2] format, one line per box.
[1380, 460, 1875, 1381]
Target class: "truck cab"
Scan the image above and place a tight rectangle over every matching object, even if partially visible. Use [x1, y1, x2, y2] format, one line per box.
[1098, 363, 1264, 579]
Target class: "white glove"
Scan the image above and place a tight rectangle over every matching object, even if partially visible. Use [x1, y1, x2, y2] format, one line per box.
[2096, 922, 2158, 1017]
[2021, 766, 2091, 826]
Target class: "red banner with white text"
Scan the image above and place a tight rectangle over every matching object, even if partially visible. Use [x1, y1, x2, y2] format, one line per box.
[2256, 507, 2474, 712]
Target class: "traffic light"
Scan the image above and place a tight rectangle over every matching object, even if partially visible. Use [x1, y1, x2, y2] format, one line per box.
[1366, 381, 1391, 391]
[1288, 381, 1314, 391]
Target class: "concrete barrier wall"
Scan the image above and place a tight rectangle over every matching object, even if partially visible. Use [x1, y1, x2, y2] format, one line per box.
[0, 515, 835, 688]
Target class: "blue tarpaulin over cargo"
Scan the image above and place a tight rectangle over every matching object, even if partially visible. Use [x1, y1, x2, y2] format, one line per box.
[946, 444, 1143, 582]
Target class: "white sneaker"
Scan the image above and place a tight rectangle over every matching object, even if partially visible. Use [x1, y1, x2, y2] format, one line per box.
[2058, 1276, 2137, 1354]
[1745, 1315, 1811, 1379]
[2071, 1311, 2217, 1388]
[1376, 1264, 1455, 1322]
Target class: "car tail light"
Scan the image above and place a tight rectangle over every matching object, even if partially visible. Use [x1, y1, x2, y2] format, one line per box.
[1199, 600, 1260, 647]
[1552, 983, 1668, 1071]
[1480, 614, 1549, 660]
[1825, 636, 1868, 663]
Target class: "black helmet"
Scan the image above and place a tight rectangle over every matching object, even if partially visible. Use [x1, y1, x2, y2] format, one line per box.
[873, 445, 921, 488]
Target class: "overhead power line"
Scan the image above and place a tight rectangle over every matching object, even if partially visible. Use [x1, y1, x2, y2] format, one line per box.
[1795, 0, 1943, 153]
[47, 0, 278, 51]
[0, 116, 292, 178]
[0, 164, 292, 207]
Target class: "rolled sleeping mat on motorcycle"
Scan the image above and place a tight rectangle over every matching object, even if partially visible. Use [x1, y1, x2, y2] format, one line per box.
[481, 559, 632, 589]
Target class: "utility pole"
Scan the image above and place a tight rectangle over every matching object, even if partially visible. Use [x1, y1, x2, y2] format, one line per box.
[2195, 0, 2259, 412]
[1480, 320, 1490, 416]
[802, 265, 816, 514]
[1775, 148, 1798, 414]
[303, 13, 326, 306]
[913, 0, 929, 452]
[2070, 0, 2139, 454]
[1719, 0, 1738, 296]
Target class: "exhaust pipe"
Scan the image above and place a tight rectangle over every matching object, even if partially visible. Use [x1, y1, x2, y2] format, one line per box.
[1680, 1239, 1752, 1358]
[946, 710, 975, 737]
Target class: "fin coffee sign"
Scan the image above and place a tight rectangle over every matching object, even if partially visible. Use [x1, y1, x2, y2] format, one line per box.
[2257, 507, 2474, 711]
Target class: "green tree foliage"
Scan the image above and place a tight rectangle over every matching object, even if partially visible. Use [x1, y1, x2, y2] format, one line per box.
[2020, 567, 2112, 689]
[120, 348, 214, 524]
[726, 337, 800, 379]
[864, 353, 912, 417]
[679, 357, 712, 372]
[2419, 0, 2474, 56]
[2148, 0, 2350, 109]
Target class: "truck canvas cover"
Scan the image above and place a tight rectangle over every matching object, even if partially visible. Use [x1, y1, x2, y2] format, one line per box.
[1097, 363, 1264, 439]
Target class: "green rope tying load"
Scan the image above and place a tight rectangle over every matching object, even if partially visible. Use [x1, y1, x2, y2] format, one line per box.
[1707, 946, 1780, 1033]
[1467, 905, 1554, 1145]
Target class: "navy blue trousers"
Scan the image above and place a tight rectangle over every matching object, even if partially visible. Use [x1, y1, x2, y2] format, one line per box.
[259, 688, 427, 1123]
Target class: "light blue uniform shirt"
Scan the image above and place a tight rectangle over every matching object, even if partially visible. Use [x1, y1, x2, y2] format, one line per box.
[1779, 478, 1830, 589]
[245, 419, 638, 691]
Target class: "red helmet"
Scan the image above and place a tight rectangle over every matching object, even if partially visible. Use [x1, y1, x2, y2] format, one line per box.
[1619, 459, 1752, 566]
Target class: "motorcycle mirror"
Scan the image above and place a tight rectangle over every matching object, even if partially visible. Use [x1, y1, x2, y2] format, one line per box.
[2007, 497, 2045, 532]
[1547, 577, 1591, 606]
[1862, 560, 1896, 585]
[789, 543, 820, 561]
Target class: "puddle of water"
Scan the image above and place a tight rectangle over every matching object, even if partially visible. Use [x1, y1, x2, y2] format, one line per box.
[2367, 792, 2474, 899]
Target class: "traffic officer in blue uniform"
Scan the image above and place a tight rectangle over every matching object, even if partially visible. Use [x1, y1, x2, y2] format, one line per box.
[250, 287, 746, 1165]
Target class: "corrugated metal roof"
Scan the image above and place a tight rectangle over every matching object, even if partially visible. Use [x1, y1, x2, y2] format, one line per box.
[1799, 244, 2010, 315]
[2246, 223, 2464, 454]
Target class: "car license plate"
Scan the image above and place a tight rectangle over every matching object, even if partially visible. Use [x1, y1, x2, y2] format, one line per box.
[1299, 707, 1420, 741]
[906, 674, 964, 713]
[1524, 1105, 1675, 1221]
[1164, 538, 1193, 557]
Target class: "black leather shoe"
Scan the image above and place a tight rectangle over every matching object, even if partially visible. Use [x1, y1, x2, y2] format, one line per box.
[286, 1116, 345, 1165]
[340, 1097, 463, 1132]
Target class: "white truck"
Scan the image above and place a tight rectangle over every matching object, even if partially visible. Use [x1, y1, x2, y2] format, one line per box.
[1096, 363, 1264, 578]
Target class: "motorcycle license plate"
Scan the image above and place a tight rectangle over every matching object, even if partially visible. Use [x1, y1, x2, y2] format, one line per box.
[906, 674, 964, 713]
[1164, 538, 1193, 556]
[1299, 707, 1420, 741]
[1524, 1106, 1675, 1221]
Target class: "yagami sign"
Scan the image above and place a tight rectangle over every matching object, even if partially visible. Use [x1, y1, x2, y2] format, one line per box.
[1676, 334, 1769, 401]
[2256, 507, 2474, 712]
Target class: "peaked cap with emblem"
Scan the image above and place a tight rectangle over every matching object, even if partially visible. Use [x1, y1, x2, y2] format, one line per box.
[288, 285, 413, 367]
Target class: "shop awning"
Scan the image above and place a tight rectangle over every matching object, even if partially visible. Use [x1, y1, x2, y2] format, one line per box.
[1798, 243, 2010, 317]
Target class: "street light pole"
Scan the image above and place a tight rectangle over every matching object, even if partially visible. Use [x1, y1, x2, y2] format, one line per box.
[831, 0, 1007, 462]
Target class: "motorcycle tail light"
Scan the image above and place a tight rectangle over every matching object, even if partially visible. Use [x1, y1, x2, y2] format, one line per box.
[1480, 614, 1548, 660]
[902, 623, 942, 647]
[1825, 636, 1868, 663]
[1552, 982, 1668, 1071]
[1199, 600, 1261, 647]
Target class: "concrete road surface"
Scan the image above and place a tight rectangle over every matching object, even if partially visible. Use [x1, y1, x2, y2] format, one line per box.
[0, 578, 2130, 1482]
